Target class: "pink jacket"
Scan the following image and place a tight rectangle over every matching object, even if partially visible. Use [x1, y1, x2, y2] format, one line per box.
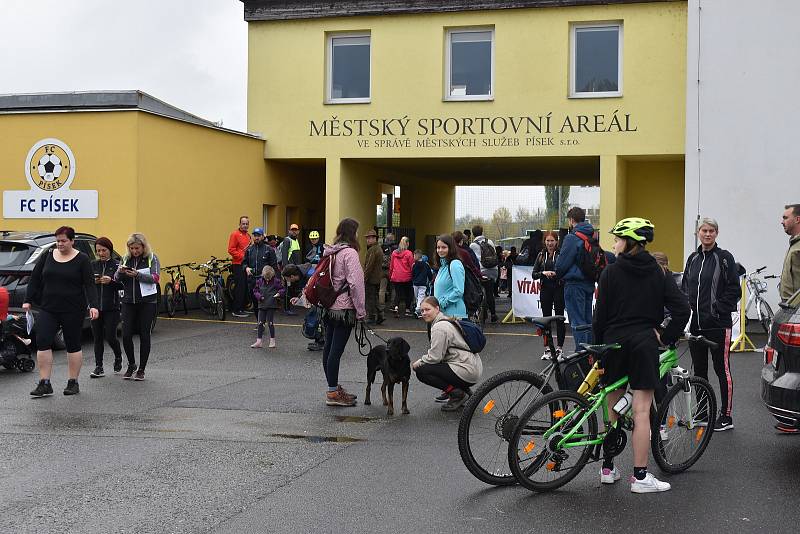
[323, 243, 366, 319]
[389, 249, 414, 283]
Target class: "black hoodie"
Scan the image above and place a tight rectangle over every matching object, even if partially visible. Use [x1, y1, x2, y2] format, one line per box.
[593, 251, 689, 345]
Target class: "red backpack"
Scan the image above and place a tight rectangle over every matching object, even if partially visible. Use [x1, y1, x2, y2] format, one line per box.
[575, 232, 608, 282]
[304, 251, 349, 308]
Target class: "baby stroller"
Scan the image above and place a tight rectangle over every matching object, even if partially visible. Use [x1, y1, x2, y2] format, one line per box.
[0, 288, 35, 373]
[0, 315, 35, 372]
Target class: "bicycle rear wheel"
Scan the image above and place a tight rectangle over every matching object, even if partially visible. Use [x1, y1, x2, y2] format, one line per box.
[508, 390, 597, 492]
[758, 301, 774, 334]
[180, 280, 189, 315]
[458, 370, 551, 486]
[164, 284, 176, 318]
[651, 376, 716, 474]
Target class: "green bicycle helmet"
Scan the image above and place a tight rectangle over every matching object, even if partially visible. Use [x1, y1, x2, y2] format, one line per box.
[610, 217, 655, 243]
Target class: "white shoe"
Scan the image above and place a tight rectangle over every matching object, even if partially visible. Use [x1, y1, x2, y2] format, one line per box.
[268, 338, 276, 348]
[541, 347, 552, 361]
[630, 472, 671, 493]
[600, 466, 620, 484]
[659, 426, 669, 441]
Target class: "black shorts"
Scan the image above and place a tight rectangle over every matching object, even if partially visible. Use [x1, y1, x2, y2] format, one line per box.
[601, 329, 661, 390]
[36, 309, 85, 353]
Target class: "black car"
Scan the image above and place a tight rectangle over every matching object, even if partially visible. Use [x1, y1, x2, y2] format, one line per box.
[0, 231, 130, 349]
[761, 288, 800, 432]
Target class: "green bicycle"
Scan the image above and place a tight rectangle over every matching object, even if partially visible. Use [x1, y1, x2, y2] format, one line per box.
[507, 335, 718, 492]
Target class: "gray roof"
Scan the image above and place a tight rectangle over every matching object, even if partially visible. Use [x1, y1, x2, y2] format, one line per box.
[0, 90, 258, 137]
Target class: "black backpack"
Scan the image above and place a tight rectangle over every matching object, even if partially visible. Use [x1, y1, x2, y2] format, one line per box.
[576, 232, 607, 282]
[448, 261, 483, 314]
[476, 238, 498, 268]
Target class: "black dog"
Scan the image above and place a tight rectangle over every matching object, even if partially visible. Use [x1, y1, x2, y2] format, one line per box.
[364, 337, 411, 415]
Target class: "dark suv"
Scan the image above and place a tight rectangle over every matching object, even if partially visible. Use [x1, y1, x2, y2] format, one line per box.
[761, 288, 800, 432]
[0, 231, 119, 349]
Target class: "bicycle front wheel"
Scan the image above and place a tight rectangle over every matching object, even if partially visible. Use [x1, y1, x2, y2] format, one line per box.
[196, 284, 213, 315]
[458, 370, 551, 486]
[651, 376, 717, 474]
[508, 390, 597, 492]
[215, 285, 227, 321]
[164, 284, 176, 318]
[759, 301, 774, 334]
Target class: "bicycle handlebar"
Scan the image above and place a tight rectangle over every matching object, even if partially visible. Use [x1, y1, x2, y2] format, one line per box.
[755, 265, 767, 274]
[683, 334, 718, 350]
[765, 275, 778, 280]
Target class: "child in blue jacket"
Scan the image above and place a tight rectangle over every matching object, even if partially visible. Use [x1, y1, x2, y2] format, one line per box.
[412, 250, 433, 317]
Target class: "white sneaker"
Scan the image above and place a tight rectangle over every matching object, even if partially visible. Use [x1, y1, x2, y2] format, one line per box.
[541, 347, 552, 361]
[659, 425, 669, 441]
[630, 472, 671, 493]
[600, 466, 620, 484]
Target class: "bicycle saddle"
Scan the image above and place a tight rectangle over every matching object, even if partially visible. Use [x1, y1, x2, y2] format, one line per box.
[531, 316, 566, 329]
[578, 343, 621, 356]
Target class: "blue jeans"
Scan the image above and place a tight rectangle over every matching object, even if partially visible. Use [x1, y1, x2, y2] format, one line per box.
[564, 283, 594, 348]
[322, 320, 353, 389]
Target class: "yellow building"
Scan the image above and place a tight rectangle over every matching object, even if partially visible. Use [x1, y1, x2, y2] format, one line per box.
[0, 91, 323, 281]
[243, 0, 687, 261]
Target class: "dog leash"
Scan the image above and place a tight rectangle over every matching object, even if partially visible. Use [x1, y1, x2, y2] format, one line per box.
[354, 321, 390, 356]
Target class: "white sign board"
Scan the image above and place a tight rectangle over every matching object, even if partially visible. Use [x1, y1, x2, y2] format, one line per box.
[511, 265, 596, 322]
[3, 138, 98, 219]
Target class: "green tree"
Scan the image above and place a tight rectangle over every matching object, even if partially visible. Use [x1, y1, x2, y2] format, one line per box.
[544, 185, 571, 230]
[492, 207, 513, 241]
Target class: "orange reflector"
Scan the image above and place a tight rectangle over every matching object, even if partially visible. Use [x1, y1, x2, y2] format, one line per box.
[523, 440, 535, 454]
[483, 400, 496, 414]
[695, 427, 705, 443]
[667, 415, 676, 429]
[546, 461, 556, 471]
[553, 410, 566, 418]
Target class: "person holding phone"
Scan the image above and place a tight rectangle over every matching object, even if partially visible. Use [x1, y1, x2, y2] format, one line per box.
[25, 226, 99, 397]
[89, 237, 124, 378]
[115, 233, 160, 381]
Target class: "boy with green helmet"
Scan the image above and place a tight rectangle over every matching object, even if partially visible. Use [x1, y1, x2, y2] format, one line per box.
[593, 216, 690, 493]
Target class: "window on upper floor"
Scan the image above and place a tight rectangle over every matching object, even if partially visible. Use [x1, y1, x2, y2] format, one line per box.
[570, 23, 623, 98]
[445, 28, 494, 101]
[327, 33, 371, 103]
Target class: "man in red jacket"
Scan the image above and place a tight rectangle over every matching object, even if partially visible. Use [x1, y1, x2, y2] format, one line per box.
[228, 216, 252, 317]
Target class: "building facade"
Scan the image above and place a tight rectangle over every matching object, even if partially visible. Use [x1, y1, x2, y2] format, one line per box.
[244, 0, 688, 261]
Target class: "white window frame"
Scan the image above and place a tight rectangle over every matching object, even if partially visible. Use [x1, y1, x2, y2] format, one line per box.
[326, 32, 371, 104]
[569, 22, 623, 99]
[444, 27, 495, 102]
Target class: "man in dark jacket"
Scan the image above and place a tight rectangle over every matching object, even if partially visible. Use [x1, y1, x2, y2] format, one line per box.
[555, 207, 595, 348]
[681, 217, 740, 432]
[244, 227, 278, 311]
[363, 229, 384, 325]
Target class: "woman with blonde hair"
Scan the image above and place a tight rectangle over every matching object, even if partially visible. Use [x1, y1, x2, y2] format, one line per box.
[389, 235, 415, 317]
[115, 233, 161, 381]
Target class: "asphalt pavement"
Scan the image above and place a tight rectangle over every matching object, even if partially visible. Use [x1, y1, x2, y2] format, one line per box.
[1, 297, 798, 534]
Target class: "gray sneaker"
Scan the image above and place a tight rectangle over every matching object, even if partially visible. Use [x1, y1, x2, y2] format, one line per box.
[441, 389, 470, 412]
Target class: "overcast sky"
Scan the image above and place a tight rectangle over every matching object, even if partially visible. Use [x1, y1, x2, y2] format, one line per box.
[0, 0, 248, 130]
[455, 186, 600, 220]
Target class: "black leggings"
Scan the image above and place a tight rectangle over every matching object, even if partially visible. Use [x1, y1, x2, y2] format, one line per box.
[122, 302, 157, 371]
[36, 309, 84, 353]
[415, 362, 474, 391]
[257, 308, 276, 339]
[690, 327, 733, 417]
[322, 319, 353, 389]
[392, 281, 414, 313]
[91, 309, 121, 366]
[540, 283, 566, 347]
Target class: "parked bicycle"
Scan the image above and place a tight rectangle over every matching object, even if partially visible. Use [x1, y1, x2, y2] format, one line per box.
[458, 316, 594, 486]
[162, 263, 193, 317]
[744, 265, 777, 333]
[507, 334, 718, 492]
[194, 257, 228, 321]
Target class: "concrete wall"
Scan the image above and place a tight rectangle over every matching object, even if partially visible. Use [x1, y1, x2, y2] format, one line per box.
[685, 0, 799, 309]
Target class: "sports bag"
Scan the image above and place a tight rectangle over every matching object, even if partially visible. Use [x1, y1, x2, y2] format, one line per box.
[304, 252, 348, 308]
[448, 318, 487, 354]
[557, 356, 592, 391]
[576, 232, 607, 282]
[477, 238, 498, 268]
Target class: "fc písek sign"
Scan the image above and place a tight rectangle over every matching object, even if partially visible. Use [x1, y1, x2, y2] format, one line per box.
[3, 138, 98, 219]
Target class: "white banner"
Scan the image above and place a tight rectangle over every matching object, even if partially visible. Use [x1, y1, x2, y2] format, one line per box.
[511, 265, 596, 322]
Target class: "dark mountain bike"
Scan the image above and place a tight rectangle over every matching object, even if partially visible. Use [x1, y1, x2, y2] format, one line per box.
[194, 257, 228, 321]
[162, 263, 193, 317]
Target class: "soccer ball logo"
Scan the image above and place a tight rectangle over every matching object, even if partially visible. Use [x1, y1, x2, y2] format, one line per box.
[37, 154, 63, 182]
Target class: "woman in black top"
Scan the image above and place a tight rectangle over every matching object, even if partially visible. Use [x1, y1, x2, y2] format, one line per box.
[24, 226, 99, 397]
[89, 237, 124, 378]
[115, 233, 161, 381]
[532, 232, 565, 358]
[592, 218, 689, 493]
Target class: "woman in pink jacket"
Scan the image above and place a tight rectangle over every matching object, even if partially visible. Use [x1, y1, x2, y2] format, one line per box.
[320, 218, 367, 407]
[389, 236, 415, 317]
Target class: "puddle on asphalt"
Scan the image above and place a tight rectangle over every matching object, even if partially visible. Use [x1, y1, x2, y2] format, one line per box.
[269, 433, 363, 443]
[332, 415, 376, 423]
